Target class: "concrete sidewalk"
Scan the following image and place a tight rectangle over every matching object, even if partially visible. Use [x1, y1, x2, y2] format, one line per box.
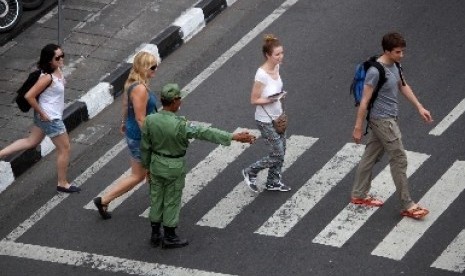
[0, 0, 237, 191]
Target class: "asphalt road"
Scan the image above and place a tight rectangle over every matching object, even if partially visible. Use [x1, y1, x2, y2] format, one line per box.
[1, 0, 465, 275]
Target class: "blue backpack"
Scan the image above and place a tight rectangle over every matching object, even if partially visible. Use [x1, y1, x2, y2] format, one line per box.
[350, 55, 405, 134]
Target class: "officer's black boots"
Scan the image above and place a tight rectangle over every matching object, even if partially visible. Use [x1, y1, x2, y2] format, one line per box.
[162, 226, 188, 249]
[150, 222, 162, 247]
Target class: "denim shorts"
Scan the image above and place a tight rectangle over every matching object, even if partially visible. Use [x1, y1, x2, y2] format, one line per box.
[126, 136, 142, 162]
[33, 113, 67, 138]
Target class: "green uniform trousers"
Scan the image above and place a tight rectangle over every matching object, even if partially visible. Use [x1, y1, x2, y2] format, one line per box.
[149, 155, 186, 227]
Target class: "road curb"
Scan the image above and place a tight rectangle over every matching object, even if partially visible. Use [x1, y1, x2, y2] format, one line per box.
[0, 0, 237, 192]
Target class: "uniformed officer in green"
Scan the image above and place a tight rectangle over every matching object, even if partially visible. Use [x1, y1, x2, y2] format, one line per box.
[141, 83, 256, 249]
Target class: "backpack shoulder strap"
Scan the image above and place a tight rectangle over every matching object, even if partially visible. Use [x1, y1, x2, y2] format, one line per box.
[363, 60, 386, 135]
[395, 62, 406, 86]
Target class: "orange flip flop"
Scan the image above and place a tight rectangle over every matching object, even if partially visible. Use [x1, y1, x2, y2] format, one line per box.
[351, 196, 384, 207]
[401, 206, 429, 219]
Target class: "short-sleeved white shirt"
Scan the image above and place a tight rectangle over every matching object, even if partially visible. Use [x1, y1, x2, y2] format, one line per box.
[38, 74, 65, 120]
[254, 67, 283, 123]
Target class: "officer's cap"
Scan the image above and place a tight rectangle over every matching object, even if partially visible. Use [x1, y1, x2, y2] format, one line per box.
[161, 83, 181, 101]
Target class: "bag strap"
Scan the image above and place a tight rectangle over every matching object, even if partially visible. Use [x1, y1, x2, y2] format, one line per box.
[260, 98, 285, 121]
[260, 105, 273, 121]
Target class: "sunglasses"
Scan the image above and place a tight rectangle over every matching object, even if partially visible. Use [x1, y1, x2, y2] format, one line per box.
[54, 54, 65, 61]
[149, 64, 158, 71]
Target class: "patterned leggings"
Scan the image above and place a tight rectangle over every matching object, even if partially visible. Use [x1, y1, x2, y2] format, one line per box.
[245, 120, 286, 186]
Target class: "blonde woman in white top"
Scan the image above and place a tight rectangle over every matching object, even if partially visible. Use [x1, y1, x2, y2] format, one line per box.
[0, 44, 78, 193]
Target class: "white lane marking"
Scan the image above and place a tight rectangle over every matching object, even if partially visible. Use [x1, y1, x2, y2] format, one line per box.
[37, 7, 58, 24]
[4, 139, 127, 242]
[140, 128, 261, 218]
[313, 151, 430, 247]
[197, 135, 318, 229]
[181, 0, 300, 97]
[255, 143, 364, 237]
[429, 98, 465, 136]
[431, 228, 465, 273]
[0, 241, 235, 276]
[372, 160, 465, 261]
[83, 169, 145, 212]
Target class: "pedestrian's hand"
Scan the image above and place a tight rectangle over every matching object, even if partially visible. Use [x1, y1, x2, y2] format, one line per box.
[233, 132, 256, 144]
[39, 113, 50, 122]
[420, 108, 433, 123]
[352, 127, 362, 144]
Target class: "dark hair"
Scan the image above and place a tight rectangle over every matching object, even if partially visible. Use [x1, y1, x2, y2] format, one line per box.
[160, 97, 175, 107]
[262, 34, 281, 58]
[37, 44, 61, 74]
[381, 32, 406, 52]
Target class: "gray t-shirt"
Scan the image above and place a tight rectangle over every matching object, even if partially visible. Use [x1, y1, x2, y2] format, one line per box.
[365, 62, 401, 119]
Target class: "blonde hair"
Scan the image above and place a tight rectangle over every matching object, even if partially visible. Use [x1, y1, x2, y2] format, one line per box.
[262, 34, 281, 58]
[123, 51, 157, 93]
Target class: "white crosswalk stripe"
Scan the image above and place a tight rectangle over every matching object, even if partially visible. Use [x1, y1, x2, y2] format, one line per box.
[372, 160, 465, 261]
[254, 143, 364, 237]
[196, 135, 318, 229]
[313, 150, 430, 247]
[432, 228, 465, 273]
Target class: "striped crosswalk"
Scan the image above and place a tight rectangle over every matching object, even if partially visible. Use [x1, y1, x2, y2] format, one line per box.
[313, 150, 430, 248]
[82, 133, 465, 274]
[197, 135, 318, 229]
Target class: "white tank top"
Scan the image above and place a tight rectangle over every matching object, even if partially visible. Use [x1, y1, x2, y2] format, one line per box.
[38, 73, 65, 120]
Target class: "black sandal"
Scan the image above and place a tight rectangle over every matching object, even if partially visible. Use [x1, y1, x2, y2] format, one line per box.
[93, 197, 112, 220]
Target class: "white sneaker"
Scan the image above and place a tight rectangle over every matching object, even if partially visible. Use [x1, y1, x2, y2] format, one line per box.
[242, 169, 258, 193]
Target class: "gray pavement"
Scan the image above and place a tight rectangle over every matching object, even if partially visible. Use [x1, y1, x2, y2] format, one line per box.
[0, 0, 232, 188]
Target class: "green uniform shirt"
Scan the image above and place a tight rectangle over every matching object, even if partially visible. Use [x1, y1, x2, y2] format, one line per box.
[140, 110, 233, 170]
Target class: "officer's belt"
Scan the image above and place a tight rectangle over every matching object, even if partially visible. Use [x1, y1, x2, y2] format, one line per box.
[155, 152, 186, 158]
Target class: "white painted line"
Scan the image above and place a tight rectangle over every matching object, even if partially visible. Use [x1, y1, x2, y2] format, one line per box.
[372, 160, 465, 260]
[83, 169, 145, 212]
[312, 151, 430, 247]
[0, 161, 15, 192]
[255, 143, 364, 237]
[429, 98, 465, 136]
[79, 82, 114, 119]
[140, 128, 260, 218]
[0, 241, 235, 276]
[173, 7, 206, 42]
[431, 228, 465, 273]
[181, 0, 300, 97]
[5, 139, 127, 242]
[197, 135, 318, 229]
[125, 43, 161, 64]
[37, 7, 58, 24]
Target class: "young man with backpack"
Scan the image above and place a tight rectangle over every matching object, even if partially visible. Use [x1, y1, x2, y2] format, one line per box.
[351, 32, 433, 219]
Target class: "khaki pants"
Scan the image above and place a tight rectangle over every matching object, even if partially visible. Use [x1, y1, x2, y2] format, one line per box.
[352, 118, 414, 210]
